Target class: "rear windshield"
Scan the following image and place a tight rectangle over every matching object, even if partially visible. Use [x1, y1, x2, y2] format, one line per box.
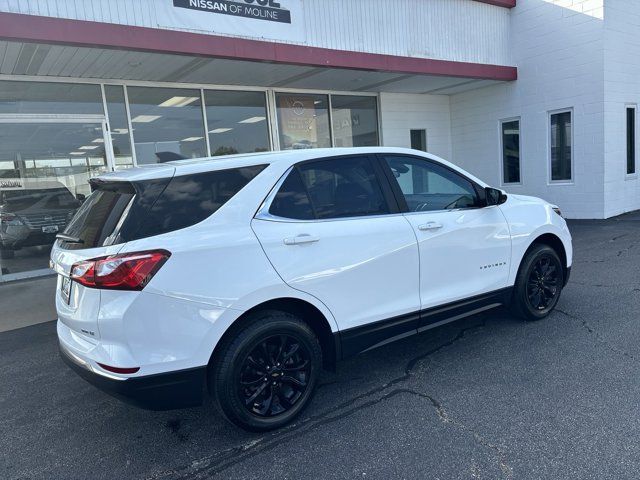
[59, 165, 266, 250]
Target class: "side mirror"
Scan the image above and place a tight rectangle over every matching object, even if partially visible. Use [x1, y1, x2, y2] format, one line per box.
[485, 187, 507, 206]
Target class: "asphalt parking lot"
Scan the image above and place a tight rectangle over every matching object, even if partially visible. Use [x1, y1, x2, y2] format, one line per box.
[2, 213, 640, 480]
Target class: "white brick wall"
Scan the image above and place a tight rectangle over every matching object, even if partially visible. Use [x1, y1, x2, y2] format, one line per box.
[379, 93, 452, 160]
[602, 0, 640, 217]
[448, 0, 606, 219]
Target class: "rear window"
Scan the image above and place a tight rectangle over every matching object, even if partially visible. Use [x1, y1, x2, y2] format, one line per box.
[59, 165, 266, 250]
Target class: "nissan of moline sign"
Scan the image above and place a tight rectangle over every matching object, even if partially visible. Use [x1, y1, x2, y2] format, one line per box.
[164, 0, 305, 42]
[174, 0, 292, 23]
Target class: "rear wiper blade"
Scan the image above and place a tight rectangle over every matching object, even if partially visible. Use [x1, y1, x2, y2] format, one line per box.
[56, 234, 84, 244]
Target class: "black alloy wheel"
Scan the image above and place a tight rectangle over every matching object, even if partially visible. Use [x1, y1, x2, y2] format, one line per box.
[526, 255, 560, 311]
[211, 310, 322, 431]
[511, 243, 564, 321]
[239, 334, 311, 417]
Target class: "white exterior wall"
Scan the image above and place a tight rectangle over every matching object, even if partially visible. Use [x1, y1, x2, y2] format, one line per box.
[449, 0, 606, 219]
[379, 93, 452, 160]
[0, 0, 512, 66]
[602, 0, 640, 217]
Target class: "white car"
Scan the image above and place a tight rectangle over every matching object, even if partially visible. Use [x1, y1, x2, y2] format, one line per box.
[51, 147, 572, 431]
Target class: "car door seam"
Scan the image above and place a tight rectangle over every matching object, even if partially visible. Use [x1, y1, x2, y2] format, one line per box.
[249, 219, 340, 332]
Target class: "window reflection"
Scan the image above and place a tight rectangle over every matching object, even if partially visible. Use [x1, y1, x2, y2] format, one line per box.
[0, 80, 103, 115]
[127, 87, 207, 164]
[331, 95, 379, 147]
[276, 93, 331, 150]
[0, 122, 108, 275]
[104, 85, 134, 170]
[550, 111, 572, 181]
[501, 120, 520, 184]
[204, 90, 270, 155]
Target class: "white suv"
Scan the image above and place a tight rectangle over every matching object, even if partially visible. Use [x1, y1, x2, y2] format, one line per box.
[51, 147, 572, 431]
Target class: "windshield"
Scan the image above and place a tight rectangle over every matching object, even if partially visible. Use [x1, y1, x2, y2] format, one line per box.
[0, 188, 80, 211]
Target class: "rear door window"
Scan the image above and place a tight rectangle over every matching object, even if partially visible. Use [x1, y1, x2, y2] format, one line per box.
[268, 156, 389, 220]
[268, 168, 315, 220]
[60, 164, 266, 249]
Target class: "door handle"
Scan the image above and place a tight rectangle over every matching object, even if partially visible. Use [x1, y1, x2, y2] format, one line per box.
[283, 234, 320, 245]
[417, 222, 443, 231]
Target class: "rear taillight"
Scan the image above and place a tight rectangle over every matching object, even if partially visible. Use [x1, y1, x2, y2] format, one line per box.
[71, 249, 170, 290]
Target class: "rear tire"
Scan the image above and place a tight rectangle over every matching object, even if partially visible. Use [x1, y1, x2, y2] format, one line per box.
[211, 310, 322, 431]
[510, 244, 564, 321]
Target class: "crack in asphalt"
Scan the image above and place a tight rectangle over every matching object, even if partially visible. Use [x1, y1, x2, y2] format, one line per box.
[555, 308, 636, 361]
[147, 319, 513, 480]
[569, 281, 640, 288]
[405, 388, 513, 479]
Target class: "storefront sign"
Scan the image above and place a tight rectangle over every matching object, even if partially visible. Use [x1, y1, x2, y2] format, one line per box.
[174, 0, 291, 24]
[161, 0, 305, 42]
[0, 179, 23, 190]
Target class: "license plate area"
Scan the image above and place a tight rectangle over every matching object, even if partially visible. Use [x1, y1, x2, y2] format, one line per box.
[60, 275, 72, 304]
[42, 225, 59, 234]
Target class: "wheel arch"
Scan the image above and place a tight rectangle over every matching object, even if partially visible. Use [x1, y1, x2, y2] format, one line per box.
[525, 233, 569, 283]
[208, 297, 339, 377]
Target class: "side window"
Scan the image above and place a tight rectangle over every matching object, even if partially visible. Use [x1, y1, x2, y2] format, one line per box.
[269, 168, 315, 220]
[269, 156, 389, 220]
[133, 164, 267, 239]
[299, 156, 389, 219]
[383, 155, 479, 212]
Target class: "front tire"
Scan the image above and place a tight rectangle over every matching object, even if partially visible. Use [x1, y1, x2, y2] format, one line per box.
[510, 244, 564, 321]
[211, 310, 322, 431]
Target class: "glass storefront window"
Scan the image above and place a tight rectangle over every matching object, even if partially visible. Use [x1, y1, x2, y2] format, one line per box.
[104, 85, 134, 170]
[0, 80, 103, 115]
[0, 122, 108, 276]
[127, 86, 207, 164]
[204, 90, 270, 156]
[276, 93, 331, 150]
[331, 95, 379, 147]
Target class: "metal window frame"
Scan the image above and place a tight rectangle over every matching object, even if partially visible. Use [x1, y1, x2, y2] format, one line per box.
[625, 104, 637, 179]
[409, 128, 428, 152]
[273, 91, 334, 150]
[0, 75, 381, 156]
[498, 116, 522, 186]
[0, 75, 382, 281]
[547, 107, 574, 185]
[0, 114, 110, 283]
[203, 88, 274, 155]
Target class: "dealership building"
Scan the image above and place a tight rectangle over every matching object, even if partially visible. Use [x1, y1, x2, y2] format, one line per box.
[0, 0, 637, 282]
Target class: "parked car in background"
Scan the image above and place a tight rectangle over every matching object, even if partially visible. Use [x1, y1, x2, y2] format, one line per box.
[51, 147, 572, 431]
[0, 181, 81, 259]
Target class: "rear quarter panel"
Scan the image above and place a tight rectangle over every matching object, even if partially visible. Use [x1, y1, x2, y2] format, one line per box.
[103, 162, 338, 372]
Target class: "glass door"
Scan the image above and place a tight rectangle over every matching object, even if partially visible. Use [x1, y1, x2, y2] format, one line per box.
[0, 119, 110, 281]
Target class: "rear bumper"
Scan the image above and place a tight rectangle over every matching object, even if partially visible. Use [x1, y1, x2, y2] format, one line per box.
[59, 342, 206, 411]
